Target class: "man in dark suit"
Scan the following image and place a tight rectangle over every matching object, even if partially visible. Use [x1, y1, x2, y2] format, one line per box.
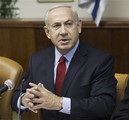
[11, 4, 117, 120]
[111, 80, 129, 120]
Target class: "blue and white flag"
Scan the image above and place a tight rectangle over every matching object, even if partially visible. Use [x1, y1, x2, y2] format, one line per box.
[78, 0, 109, 26]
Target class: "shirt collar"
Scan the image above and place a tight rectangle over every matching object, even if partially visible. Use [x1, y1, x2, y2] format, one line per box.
[55, 40, 79, 64]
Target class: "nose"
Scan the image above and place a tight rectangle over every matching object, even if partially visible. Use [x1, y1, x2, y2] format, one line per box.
[60, 25, 67, 35]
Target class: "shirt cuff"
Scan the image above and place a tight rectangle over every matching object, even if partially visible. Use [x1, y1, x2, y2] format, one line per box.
[17, 93, 27, 110]
[60, 97, 71, 114]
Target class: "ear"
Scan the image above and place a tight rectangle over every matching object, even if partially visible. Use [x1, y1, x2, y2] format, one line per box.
[77, 20, 82, 33]
[44, 26, 51, 39]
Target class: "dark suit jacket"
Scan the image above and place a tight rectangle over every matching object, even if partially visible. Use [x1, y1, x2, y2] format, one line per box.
[111, 80, 129, 120]
[11, 41, 117, 120]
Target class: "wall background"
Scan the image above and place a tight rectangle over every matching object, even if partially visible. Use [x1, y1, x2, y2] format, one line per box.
[1, 1, 129, 79]
[16, 0, 129, 20]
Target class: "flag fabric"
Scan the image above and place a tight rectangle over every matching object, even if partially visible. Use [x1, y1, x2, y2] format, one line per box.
[78, 0, 109, 26]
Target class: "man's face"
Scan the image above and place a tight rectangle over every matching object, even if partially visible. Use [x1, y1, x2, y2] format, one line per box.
[44, 7, 82, 54]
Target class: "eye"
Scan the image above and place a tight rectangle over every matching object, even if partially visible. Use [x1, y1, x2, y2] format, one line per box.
[52, 24, 61, 30]
[65, 21, 73, 28]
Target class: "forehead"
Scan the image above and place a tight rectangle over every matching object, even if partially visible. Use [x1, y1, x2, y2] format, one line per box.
[48, 7, 74, 21]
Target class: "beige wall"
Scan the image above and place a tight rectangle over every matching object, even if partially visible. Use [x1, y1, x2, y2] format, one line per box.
[16, 0, 129, 20]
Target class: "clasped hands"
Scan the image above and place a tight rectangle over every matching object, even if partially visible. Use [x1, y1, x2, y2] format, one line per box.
[21, 83, 62, 113]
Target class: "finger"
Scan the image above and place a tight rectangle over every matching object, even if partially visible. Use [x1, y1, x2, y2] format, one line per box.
[25, 90, 36, 99]
[29, 83, 46, 95]
[29, 82, 38, 87]
[28, 101, 34, 107]
[22, 97, 34, 108]
[27, 88, 41, 97]
[32, 103, 43, 110]
[38, 83, 44, 87]
[29, 86, 38, 90]
[37, 84, 47, 92]
[32, 98, 41, 104]
[30, 82, 44, 91]
[28, 106, 38, 113]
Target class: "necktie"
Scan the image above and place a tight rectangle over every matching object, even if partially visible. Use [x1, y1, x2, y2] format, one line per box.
[55, 56, 66, 96]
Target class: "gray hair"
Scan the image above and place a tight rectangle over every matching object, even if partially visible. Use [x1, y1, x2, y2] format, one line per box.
[44, 4, 79, 27]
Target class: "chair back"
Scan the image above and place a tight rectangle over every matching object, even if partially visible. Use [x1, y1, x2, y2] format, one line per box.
[0, 56, 23, 120]
[115, 73, 129, 103]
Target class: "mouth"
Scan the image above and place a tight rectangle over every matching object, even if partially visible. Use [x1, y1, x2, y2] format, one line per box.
[60, 39, 70, 44]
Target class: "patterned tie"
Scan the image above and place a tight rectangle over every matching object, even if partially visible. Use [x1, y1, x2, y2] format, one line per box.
[55, 56, 66, 96]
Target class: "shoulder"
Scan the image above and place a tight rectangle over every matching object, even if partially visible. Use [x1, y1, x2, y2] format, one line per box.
[86, 43, 115, 71]
[33, 47, 54, 56]
[77, 41, 115, 71]
[79, 41, 114, 59]
[30, 47, 55, 61]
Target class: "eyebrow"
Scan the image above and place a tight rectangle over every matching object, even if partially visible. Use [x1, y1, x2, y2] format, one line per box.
[54, 19, 74, 24]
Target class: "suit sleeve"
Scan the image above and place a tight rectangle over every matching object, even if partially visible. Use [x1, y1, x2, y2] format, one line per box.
[71, 54, 117, 119]
[11, 71, 32, 113]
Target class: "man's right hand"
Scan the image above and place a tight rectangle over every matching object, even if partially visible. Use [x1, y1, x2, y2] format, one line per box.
[21, 85, 39, 113]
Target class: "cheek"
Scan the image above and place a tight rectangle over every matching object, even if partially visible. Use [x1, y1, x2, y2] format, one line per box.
[70, 29, 79, 39]
[49, 31, 58, 38]
[49, 36, 58, 45]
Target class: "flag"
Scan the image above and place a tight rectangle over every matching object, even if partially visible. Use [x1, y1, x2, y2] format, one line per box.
[78, 0, 109, 26]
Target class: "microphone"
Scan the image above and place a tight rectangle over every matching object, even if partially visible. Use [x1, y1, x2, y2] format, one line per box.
[0, 80, 15, 95]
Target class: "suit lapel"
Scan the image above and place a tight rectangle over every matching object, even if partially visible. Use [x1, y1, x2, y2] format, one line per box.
[61, 42, 88, 96]
[44, 48, 55, 93]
